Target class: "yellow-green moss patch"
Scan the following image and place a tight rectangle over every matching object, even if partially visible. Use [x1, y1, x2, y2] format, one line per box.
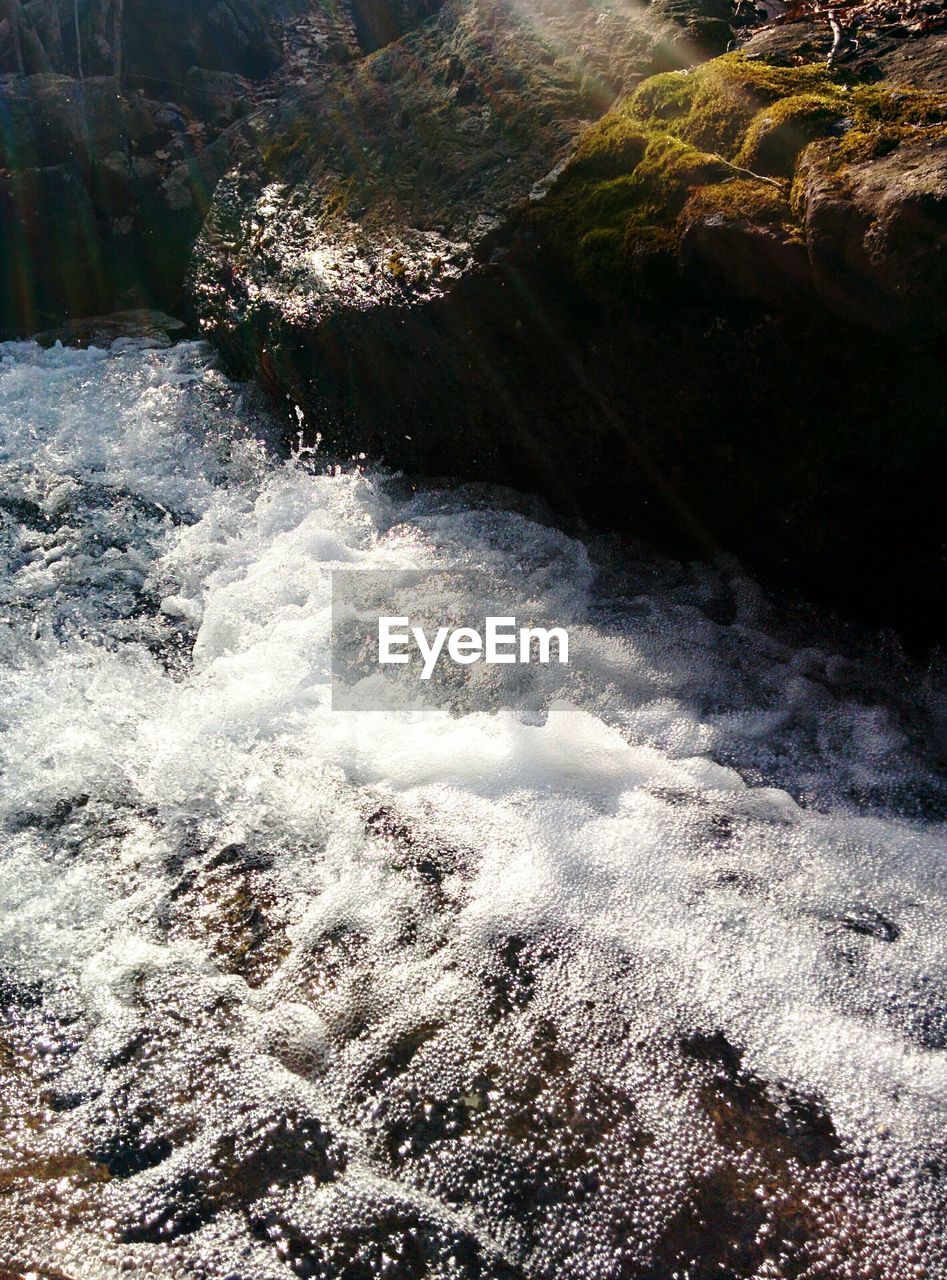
[735, 94, 845, 176]
[535, 52, 947, 292]
[683, 178, 799, 237]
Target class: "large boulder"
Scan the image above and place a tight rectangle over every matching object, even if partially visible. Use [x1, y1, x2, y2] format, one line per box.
[189, 0, 726, 370]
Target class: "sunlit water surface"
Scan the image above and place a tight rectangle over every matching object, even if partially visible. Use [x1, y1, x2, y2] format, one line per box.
[0, 340, 944, 1280]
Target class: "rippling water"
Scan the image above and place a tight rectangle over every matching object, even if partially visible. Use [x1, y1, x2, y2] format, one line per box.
[0, 340, 944, 1280]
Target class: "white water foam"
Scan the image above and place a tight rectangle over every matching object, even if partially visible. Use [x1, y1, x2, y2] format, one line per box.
[0, 340, 944, 1280]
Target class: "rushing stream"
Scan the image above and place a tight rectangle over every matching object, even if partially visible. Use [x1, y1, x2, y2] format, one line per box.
[0, 339, 945, 1280]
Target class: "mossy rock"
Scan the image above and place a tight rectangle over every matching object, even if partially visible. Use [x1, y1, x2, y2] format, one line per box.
[682, 177, 797, 234]
[626, 55, 947, 159]
[534, 52, 947, 296]
[636, 135, 732, 201]
[735, 94, 847, 177]
[627, 56, 834, 156]
[566, 116, 650, 181]
[533, 121, 729, 283]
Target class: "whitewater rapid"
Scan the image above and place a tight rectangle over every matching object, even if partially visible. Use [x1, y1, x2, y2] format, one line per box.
[0, 339, 944, 1280]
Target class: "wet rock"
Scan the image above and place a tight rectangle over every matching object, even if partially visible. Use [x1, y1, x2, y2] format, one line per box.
[189, 39, 947, 642]
[165, 857, 292, 988]
[120, 1111, 344, 1244]
[681, 1030, 842, 1167]
[33, 308, 186, 348]
[0, 971, 43, 1011]
[248, 1197, 525, 1280]
[838, 906, 901, 942]
[189, 0, 723, 350]
[89, 1111, 175, 1179]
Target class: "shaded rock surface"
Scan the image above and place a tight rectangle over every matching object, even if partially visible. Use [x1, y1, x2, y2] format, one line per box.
[0, 0, 284, 81]
[800, 131, 947, 333]
[876, 30, 947, 89]
[0, 0, 379, 333]
[0, 73, 236, 331]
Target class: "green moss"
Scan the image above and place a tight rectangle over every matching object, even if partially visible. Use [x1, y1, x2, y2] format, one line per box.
[534, 51, 947, 295]
[635, 134, 731, 198]
[735, 94, 845, 176]
[852, 85, 947, 127]
[684, 178, 798, 236]
[386, 249, 407, 282]
[628, 70, 700, 128]
[625, 54, 947, 160]
[567, 116, 650, 181]
[577, 226, 624, 275]
[627, 55, 836, 156]
[533, 127, 730, 282]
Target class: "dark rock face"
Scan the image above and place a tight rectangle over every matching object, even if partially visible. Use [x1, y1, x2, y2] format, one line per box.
[0, 159, 103, 323]
[197, 234, 947, 640]
[680, 217, 814, 308]
[118, 0, 282, 86]
[801, 134, 947, 335]
[0, 0, 485, 334]
[0, 73, 233, 332]
[0, 0, 283, 82]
